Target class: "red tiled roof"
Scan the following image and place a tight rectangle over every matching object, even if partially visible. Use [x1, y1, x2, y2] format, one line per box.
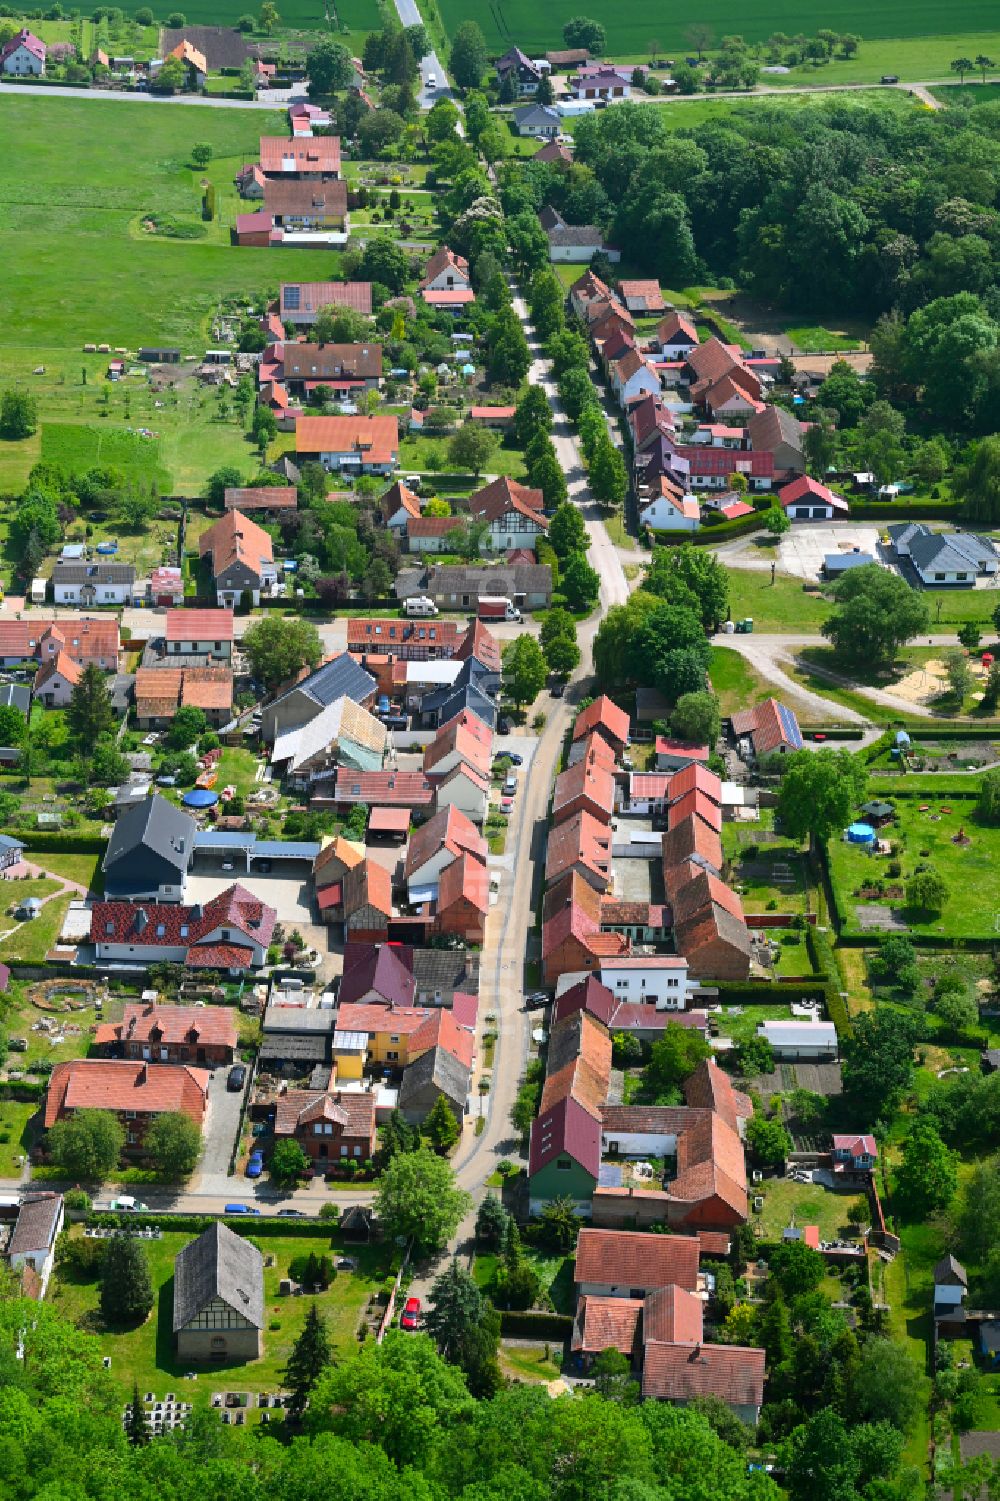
[469, 475, 545, 523]
[349, 616, 459, 655]
[552, 976, 616, 1028]
[454, 619, 501, 674]
[275, 1088, 375, 1140]
[380, 481, 422, 522]
[683, 1058, 752, 1132]
[34, 651, 81, 690]
[420, 246, 469, 289]
[336, 1002, 434, 1037]
[779, 474, 849, 513]
[408, 515, 464, 538]
[620, 279, 664, 310]
[730, 697, 802, 756]
[334, 769, 432, 807]
[98, 1002, 237, 1050]
[198, 510, 273, 582]
[574, 1229, 700, 1291]
[656, 737, 709, 761]
[642, 1341, 765, 1409]
[259, 134, 341, 174]
[437, 851, 489, 918]
[410, 1004, 475, 1068]
[573, 695, 630, 747]
[280, 281, 373, 318]
[165, 609, 234, 643]
[545, 809, 612, 889]
[677, 444, 773, 478]
[91, 883, 275, 957]
[685, 337, 762, 399]
[0, 618, 118, 666]
[44, 1059, 208, 1129]
[343, 858, 392, 919]
[667, 788, 723, 833]
[669, 763, 722, 804]
[572, 1295, 642, 1355]
[657, 310, 698, 346]
[405, 804, 486, 879]
[223, 487, 296, 512]
[421, 288, 475, 306]
[423, 709, 493, 780]
[642, 1283, 704, 1345]
[368, 806, 410, 834]
[296, 414, 399, 465]
[552, 751, 615, 826]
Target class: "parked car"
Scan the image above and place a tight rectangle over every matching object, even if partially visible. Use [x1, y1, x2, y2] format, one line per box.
[503, 773, 517, 795]
[551, 680, 565, 698]
[109, 1196, 149, 1212]
[227, 1064, 247, 1092]
[525, 990, 550, 1007]
[245, 1151, 264, 1179]
[277, 1208, 305, 1218]
[507, 752, 523, 766]
[501, 795, 514, 814]
[400, 1296, 421, 1330]
[224, 1203, 261, 1215]
[497, 716, 511, 734]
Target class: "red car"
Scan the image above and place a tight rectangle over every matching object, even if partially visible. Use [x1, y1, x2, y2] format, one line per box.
[400, 1296, 421, 1331]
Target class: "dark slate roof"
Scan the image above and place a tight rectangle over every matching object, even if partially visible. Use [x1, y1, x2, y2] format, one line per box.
[260, 1034, 328, 1063]
[0, 684, 30, 715]
[910, 532, 997, 574]
[161, 24, 253, 67]
[422, 679, 497, 730]
[53, 562, 136, 584]
[102, 794, 195, 876]
[934, 1253, 968, 1287]
[287, 652, 375, 711]
[173, 1222, 264, 1332]
[8, 1193, 62, 1256]
[398, 1044, 470, 1112]
[547, 224, 605, 248]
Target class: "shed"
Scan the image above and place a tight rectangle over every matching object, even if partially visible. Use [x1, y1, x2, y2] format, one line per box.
[368, 806, 410, 839]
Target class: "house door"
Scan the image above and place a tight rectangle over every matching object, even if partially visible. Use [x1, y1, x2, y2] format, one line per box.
[196, 1048, 206, 1063]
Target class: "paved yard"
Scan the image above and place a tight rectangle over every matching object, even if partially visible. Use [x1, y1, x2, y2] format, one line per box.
[185, 871, 316, 928]
[195, 1065, 247, 1182]
[778, 523, 883, 581]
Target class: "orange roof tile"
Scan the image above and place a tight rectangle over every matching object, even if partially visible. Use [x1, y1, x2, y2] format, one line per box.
[575, 1229, 700, 1291]
[44, 1059, 209, 1129]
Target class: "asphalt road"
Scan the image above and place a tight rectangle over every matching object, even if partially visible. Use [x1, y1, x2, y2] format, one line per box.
[387, 0, 454, 112]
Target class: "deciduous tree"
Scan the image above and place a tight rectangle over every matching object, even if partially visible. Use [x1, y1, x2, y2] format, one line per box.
[776, 747, 868, 845]
[374, 1147, 471, 1255]
[502, 635, 546, 709]
[144, 1111, 202, 1180]
[47, 1108, 124, 1180]
[243, 616, 323, 692]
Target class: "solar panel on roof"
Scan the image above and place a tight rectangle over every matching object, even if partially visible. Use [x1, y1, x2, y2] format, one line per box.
[778, 703, 803, 750]
[284, 285, 300, 309]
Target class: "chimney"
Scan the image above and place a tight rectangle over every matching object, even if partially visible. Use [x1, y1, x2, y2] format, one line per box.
[136, 1064, 147, 1086]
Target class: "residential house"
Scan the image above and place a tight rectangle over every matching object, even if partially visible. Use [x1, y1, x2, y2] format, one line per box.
[574, 1229, 700, 1297]
[90, 884, 276, 973]
[398, 1044, 470, 1126]
[610, 349, 661, 407]
[534, 140, 571, 165]
[656, 738, 709, 772]
[101, 795, 195, 903]
[280, 280, 373, 326]
[542, 872, 630, 986]
[545, 810, 612, 892]
[639, 481, 701, 532]
[164, 609, 234, 660]
[683, 337, 764, 412]
[43, 1058, 209, 1154]
[513, 102, 561, 137]
[198, 509, 276, 607]
[468, 476, 549, 553]
[405, 804, 486, 898]
[435, 852, 489, 943]
[546, 46, 589, 66]
[552, 738, 616, 826]
[337, 943, 416, 1007]
[1, 27, 45, 73]
[259, 134, 341, 178]
[33, 651, 82, 709]
[166, 39, 208, 86]
[93, 1001, 237, 1065]
[496, 44, 542, 95]
[330, 769, 434, 816]
[419, 247, 474, 311]
[335, 1000, 473, 1073]
[779, 474, 849, 520]
[832, 1133, 877, 1177]
[641, 1310, 765, 1424]
[295, 414, 399, 474]
[670, 868, 751, 981]
[223, 486, 297, 514]
[135, 667, 233, 728]
[260, 653, 376, 744]
[569, 66, 630, 99]
[173, 1223, 264, 1362]
[51, 560, 135, 606]
[933, 1254, 968, 1321]
[263, 178, 349, 231]
[341, 858, 393, 941]
[312, 834, 364, 892]
[350, 615, 461, 662]
[432, 760, 492, 824]
[528, 1008, 612, 1213]
[5, 1193, 63, 1299]
[730, 697, 803, 759]
[395, 562, 552, 611]
[599, 956, 691, 1010]
[889, 524, 999, 586]
[747, 404, 806, 476]
[542, 207, 620, 264]
[271, 695, 387, 786]
[423, 708, 493, 784]
[0, 835, 24, 872]
[619, 280, 664, 314]
[279, 341, 383, 396]
[757, 1019, 838, 1060]
[380, 480, 422, 532]
[274, 1089, 377, 1166]
[236, 162, 266, 199]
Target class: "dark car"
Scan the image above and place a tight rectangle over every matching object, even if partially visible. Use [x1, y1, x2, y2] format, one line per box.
[497, 716, 511, 735]
[277, 1208, 305, 1218]
[227, 1064, 247, 1092]
[551, 680, 565, 697]
[383, 714, 408, 730]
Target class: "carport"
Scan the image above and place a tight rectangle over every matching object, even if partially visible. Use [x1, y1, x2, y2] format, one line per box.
[191, 829, 320, 875]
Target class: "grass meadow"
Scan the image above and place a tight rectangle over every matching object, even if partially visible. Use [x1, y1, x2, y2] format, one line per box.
[439, 0, 1000, 61]
[70, 0, 380, 31]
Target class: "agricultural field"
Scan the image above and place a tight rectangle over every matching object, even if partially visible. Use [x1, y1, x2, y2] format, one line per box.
[437, 0, 1000, 64]
[62, 0, 381, 35]
[49, 1228, 393, 1396]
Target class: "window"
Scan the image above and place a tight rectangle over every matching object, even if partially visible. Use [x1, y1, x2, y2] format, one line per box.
[556, 1156, 571, 1170]
[125, 1110, 136, 1120]
[387, 1050, 399, 1061]
[313, 1123, 323, 1135]
[180, 925, 189, 938]
[354, 1145, 362, 1156]
[105, 922, 114, 935]
[340, 1145, 348, 1156]
[667, 977, 678, 988]
[156, 923, 166, 937]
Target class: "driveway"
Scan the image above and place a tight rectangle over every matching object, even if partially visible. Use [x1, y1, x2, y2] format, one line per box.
[195, 1067, 247, 1182]
[777, 524, 883, 581]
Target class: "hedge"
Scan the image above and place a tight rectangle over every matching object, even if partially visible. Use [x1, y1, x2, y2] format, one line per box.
[88, 1212, 337, 1236]
[712, 978, 825, 1003]
[16, 832, 106, 854]
[498, 1310, 573, 1339]
[654, 512, 765, 547]
[805, 923, 852, 1037]
[850, 499, 958, 521]
[0, 1081, 45, 1102]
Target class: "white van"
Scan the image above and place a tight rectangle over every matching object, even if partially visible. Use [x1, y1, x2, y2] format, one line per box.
[404, 595, 439, 617]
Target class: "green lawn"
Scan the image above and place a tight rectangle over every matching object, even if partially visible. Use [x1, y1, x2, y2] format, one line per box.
[723, 816, 812, 915]
[724, 569, 834, 632]
[500, 1343, 563, 1383]
[754, 1176, 864, 1243]
[50, 1228, 392, 1397]
[827, 791, 1000, 937]
[783, 326, 863, 353]
[40, 424, 173, 492]
[398, 436, 527, 480]
[709, 644, 791, 718]
[77, 0, 379, 31]
[0, 1098, 39, 1175]
[0, 887, 72, 964]
[0, 96, 336, 354]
